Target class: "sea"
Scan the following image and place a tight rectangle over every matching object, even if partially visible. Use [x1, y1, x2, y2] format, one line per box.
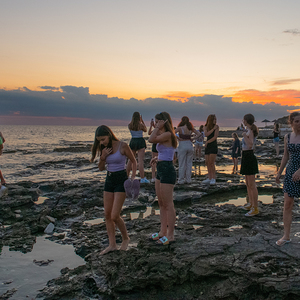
[0, 125, 237, 184]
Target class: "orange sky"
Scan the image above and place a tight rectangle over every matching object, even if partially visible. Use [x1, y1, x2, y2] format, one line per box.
[160, 89, 300, 106]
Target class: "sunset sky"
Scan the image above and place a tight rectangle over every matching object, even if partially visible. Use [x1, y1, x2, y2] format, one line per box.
[1, 0, 300, 126]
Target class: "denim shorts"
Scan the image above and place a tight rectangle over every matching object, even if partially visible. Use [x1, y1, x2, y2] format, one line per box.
[273, 137, 279, 143]
[104, 169, 127, 193]
[156, 161, 176, 184]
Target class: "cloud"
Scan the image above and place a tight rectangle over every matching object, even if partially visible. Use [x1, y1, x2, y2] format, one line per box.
[0, 86, 298, 126]
[283, 29, 300, 36]
[39, 86, 59, 91]
[271, 79, 300, 86]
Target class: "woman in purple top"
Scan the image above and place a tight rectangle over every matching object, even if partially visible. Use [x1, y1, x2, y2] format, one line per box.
[148, 112, 177, 245]
[91, 125, 137, 255]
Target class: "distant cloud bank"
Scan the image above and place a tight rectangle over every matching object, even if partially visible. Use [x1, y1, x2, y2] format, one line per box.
[0, 86, 298, 126]
[283, 29, 300, 36]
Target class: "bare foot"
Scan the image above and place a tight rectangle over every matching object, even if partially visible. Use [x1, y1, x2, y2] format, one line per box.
[120, 238, 130, 251]
[100, 245, 118, 255]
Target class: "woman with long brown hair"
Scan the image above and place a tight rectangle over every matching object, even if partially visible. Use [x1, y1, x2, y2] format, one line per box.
[203, 114, 219, 185]
[241, 114, 259, 217]
[275, 112, 300, 246]
[127, 112, 149, 183]
[148, 112, 177, 245]
[175, 116, 200, 184]
[91, 125, 137, 254]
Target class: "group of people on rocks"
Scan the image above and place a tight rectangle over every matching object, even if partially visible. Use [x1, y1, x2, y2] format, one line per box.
[89, 111, 300, 255]
[1, 111, 298, 255]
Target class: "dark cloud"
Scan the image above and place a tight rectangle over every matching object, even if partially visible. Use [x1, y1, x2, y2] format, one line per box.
[39, 86, 59, 91]
[283, 29, 300, 36]
[0, 86, 297, 125]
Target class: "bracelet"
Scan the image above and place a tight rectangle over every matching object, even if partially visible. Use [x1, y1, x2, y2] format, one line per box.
[100, 156, 106, 162]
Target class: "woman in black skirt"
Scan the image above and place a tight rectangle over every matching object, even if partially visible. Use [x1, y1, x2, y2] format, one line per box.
[241, 114, 259, 217]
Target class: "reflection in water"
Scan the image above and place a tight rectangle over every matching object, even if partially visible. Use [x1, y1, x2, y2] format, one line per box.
[216, 194, 273, 206]
[0, 236, 84, 299]
[192, 164, 202, 176]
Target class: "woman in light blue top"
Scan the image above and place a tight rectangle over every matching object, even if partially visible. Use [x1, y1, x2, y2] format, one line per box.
[149, 112, 177, 245]
[127, 112, 149, 183]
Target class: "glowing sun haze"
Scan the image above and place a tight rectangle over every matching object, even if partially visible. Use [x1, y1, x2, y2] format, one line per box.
[1, 0, 300, 126]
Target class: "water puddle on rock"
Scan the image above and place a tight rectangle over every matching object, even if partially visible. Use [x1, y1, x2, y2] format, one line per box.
[193, 225, 203, 230]
[0, 236, 85, 300]
[35, 196, 49, 204]
[123, 207, 160, 220]
[215, 194, 273, 206]
[226, 225, 243, 231]
[84, 218, 105, 225]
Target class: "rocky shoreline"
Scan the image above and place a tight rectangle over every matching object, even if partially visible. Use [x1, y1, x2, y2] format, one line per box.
[1, 136, 300, 300]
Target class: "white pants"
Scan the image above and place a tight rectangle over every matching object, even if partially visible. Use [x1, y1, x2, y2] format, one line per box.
[177, 140, 194, 183]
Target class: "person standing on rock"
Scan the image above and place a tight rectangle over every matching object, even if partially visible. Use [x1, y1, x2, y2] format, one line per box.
[148, 112, 177, 245]
[148, 118, 158, 183]
[231, 132, 241, 174]
[273, 123, 281, 157]
[194, 125, 204, 162]
[241, 114, 259, 217]
[127, 112, 150, 183]
[0, 131, 7, 198]
[175, 116, 200, 184]
[275, 112, 300, 246]
[91, 125, 137, 255]
[203, 114, 219, 185]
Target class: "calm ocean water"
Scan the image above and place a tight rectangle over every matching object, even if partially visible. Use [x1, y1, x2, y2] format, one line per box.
[0, 125, 236, 184]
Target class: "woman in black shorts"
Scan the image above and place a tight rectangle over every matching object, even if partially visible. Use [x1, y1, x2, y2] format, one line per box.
[148, 118, 158, 182]
[127, 112, 149, 183]
[148, 112, 177, 245]
[241, 114, 259, 217]
[203, 114, 219, 185]
[91, 125, 137, 255]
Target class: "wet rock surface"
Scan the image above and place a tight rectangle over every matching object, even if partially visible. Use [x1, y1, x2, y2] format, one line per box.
[1, 138, 300, 299]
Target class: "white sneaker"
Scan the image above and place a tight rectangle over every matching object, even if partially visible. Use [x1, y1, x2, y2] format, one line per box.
[0, 185, 8, 198]
[210, 179, 216, 185]
[202, 178, 211, 184]
[151, 178, 156, 183]
[140, 178, 150, 184]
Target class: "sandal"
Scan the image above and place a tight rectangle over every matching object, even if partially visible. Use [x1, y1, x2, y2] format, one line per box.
[149, 233, 161, 241]
[276, 239, 291, 246]
[155, 236, 169, 246]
